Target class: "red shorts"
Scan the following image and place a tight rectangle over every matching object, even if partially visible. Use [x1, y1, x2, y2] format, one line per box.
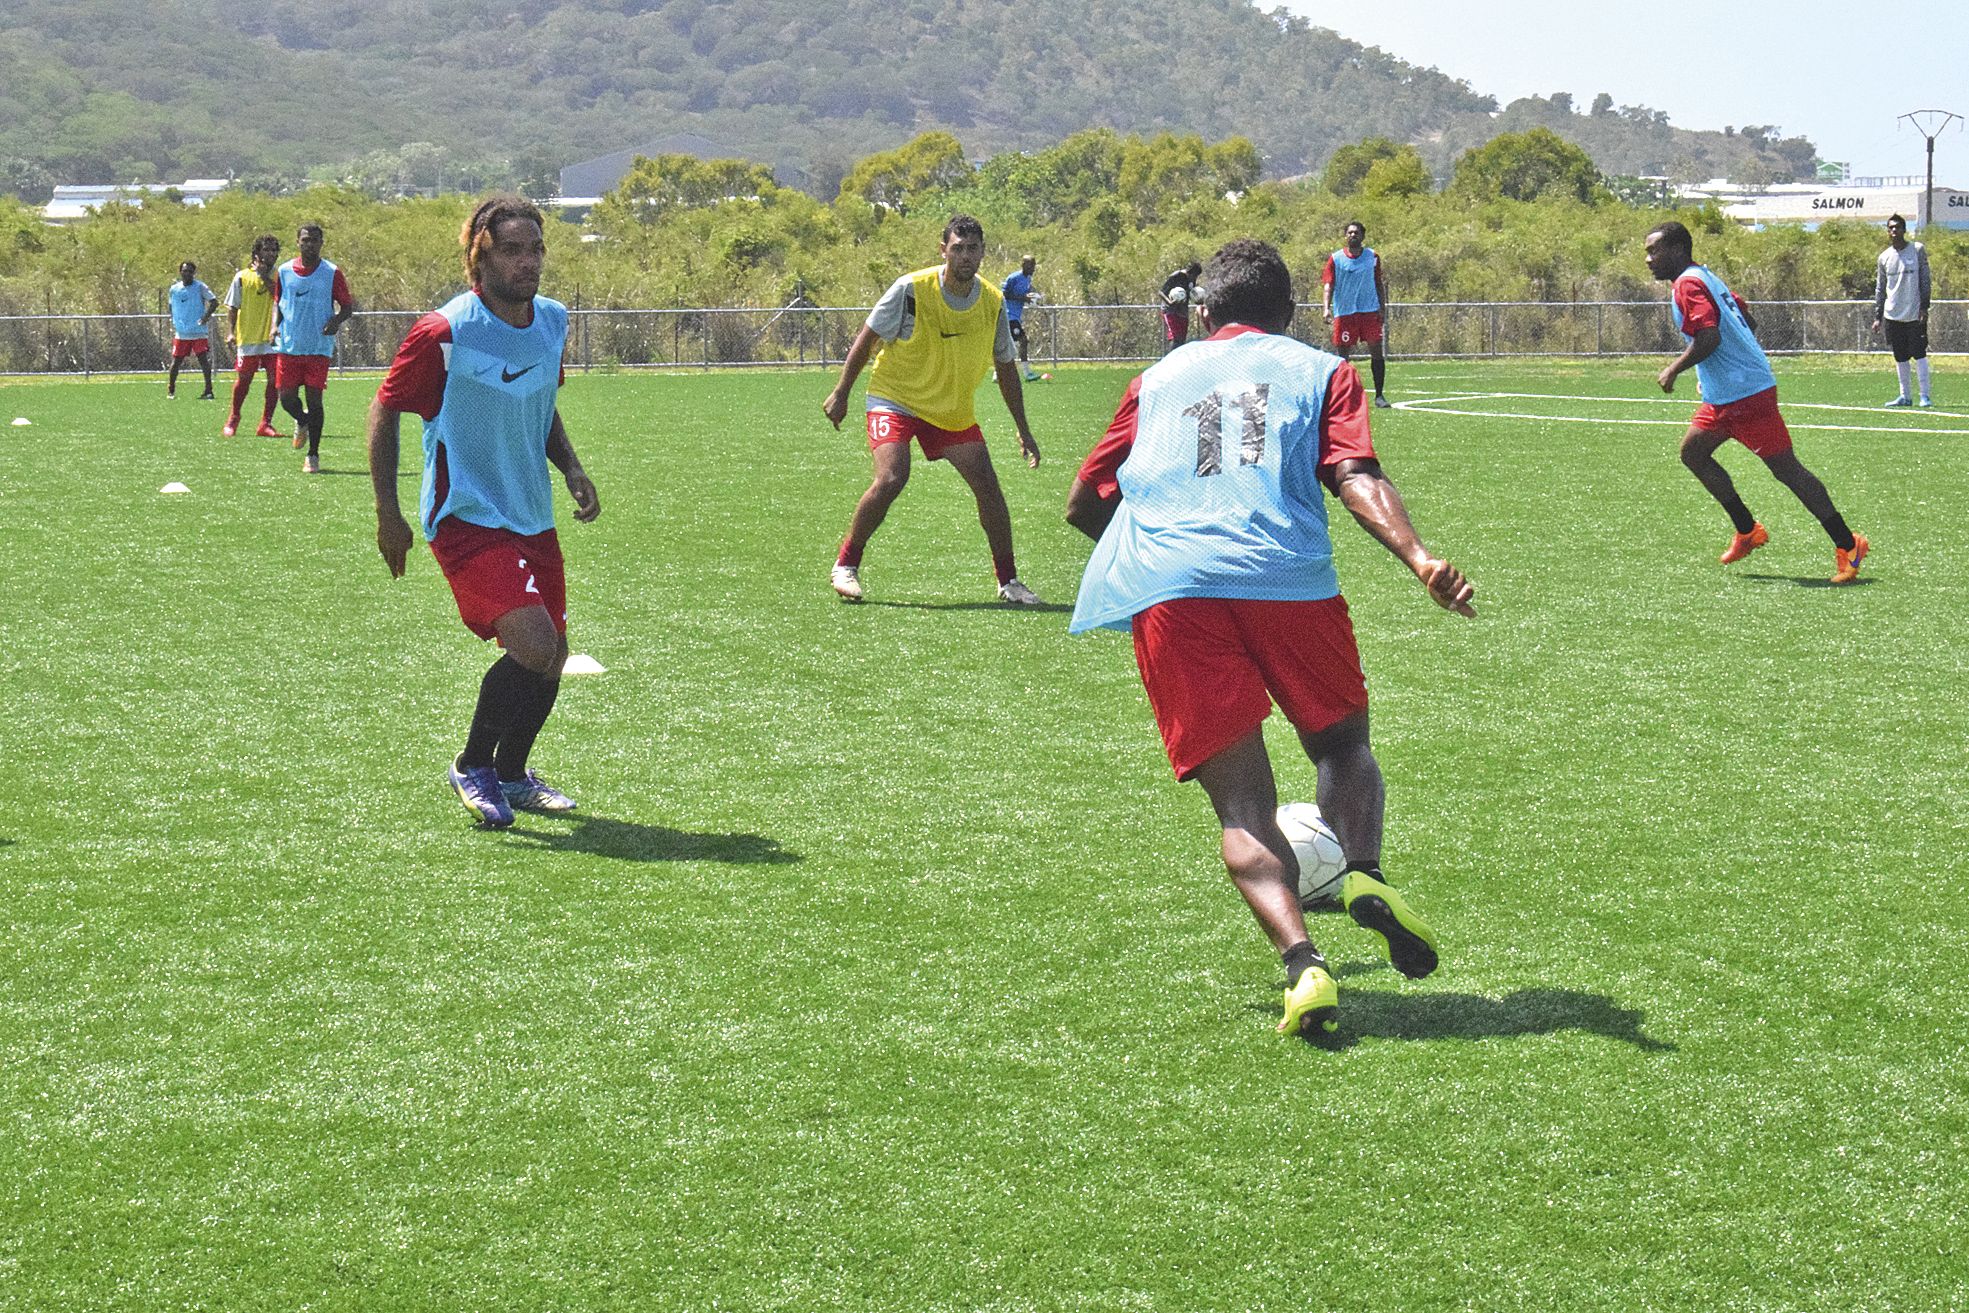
[1163, 310, 1190, 344]
[1132, 595, 1369, 781]
[234, 351, 273, 378]
[171, 337, 210, 359]
[1692, 385, 1793, 457]
[1332, 313, 1383, 348]
[866, 410, 984, 461]
[429, 518, 568, 641]
[275, 353, 331, 390]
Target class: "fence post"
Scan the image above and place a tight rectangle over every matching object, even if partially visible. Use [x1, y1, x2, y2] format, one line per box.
[702, 313, 710, 369]
[1488, 304, 1499, 356]
[1596, 303, 1605, 356]
[82, 317, 91, 378]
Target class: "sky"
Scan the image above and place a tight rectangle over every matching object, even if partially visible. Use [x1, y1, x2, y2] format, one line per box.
[1278, 0, 1968, 181]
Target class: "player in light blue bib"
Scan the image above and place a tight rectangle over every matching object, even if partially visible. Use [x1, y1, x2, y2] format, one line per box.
[165, 262, 218, 399]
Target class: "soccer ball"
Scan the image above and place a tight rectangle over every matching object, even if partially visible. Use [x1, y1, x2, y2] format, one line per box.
[1166, 286, 1188, 305]
[1276, 802, 1346, 905]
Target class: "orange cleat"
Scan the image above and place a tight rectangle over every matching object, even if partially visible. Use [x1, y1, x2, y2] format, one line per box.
[256, 422, 284, 439]
[1831, 533, 1869, 584]
[1719, 523, 1769, 564]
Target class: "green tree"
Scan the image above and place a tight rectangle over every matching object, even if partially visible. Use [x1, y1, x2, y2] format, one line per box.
[1452, 129, 1605, 203]
[1359, 149, 1432, 199]
[594, 155, 779, 227]
[1322, 137, 1404, 196]
[836, 131, 970, 214]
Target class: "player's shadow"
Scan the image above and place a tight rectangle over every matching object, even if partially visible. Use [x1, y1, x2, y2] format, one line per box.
[505, 815, 800, 865]
[1739, 573, 1878, 589]
[859, 599, 1073, 613]
[1260, 985, 1674, 1052]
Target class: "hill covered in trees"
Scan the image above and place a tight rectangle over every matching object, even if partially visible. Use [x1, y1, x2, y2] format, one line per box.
[1, 0, 1816, 200]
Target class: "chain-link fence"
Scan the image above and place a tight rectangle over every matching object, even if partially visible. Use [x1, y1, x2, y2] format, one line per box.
[5, 301, 1965, 376]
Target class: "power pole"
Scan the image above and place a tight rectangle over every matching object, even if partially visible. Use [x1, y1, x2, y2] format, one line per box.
[1898, 109, 1961, 229]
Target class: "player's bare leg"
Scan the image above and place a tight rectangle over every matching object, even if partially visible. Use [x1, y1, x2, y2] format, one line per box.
[1195, 729, 1337, 1034]
[843, 441, 910, 553]
[944, 441, 1038, 602]
[1299, 711, 1383, 868]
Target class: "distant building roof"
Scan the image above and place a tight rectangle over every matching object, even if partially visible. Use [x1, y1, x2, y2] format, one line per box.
[1678, 178, 1969, 229]
[44, 179, 231, 222]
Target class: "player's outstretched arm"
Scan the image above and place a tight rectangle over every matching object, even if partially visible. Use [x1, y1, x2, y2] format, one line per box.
[546, 410, 599, 522]
[994, 360, 1041, 468]
[367, 398, 415, 579]
[822, 325, 883, 429]
[1332, 458, 1475, 617]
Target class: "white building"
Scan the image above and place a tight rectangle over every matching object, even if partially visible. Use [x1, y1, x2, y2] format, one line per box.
[1676, 177, 1969, 230]
[43, 179, 231, 223]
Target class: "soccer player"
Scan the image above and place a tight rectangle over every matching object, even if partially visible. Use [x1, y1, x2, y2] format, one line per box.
[1065, 238, 1475, 1038]
[368, 194, 600, 829]
[1160, 261, 1202, 351]
[820, 213, 1044, 606]
[221, 235, 287, 439]
[1644, 221, 1869, 584]
[1320, 221, 1390, 408]
[1001, 254, 1042, 382]
[1872, 213, 1933, 408]
[165, 262, 218, 400]
[273, 222, 355, 474]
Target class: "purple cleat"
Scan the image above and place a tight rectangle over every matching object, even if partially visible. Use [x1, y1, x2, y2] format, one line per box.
[449, 754, 514, 828]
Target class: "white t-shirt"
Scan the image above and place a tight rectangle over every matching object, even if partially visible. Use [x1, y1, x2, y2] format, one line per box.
[1875, 242, 1929, 322]
[863, 270, 1017, 417]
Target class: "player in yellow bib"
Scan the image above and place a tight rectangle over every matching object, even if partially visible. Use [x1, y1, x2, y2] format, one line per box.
[821, 214, 1044, 605]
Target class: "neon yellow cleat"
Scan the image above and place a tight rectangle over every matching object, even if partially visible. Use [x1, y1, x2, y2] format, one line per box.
[1342, 870, 1439, 980]
[1278, 961, 1339, 1036]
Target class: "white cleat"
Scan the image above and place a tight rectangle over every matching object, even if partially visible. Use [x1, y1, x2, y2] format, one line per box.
[997, 577, 1043, 606]
[830, 564, 864, 602]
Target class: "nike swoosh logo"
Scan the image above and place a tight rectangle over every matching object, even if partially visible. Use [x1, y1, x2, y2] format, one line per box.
[501, 364, 539, 383]
[939, 331, 961, 338]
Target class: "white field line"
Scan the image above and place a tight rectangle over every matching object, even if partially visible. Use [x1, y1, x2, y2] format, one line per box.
[1392, 392, 1969, 436]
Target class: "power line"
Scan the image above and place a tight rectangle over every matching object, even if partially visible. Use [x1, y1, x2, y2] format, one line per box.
[1897, 109, 1961, 228]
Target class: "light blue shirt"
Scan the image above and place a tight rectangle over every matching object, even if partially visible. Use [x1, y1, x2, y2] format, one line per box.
[1326, 248, 1381, 316]
[1672, 265, 1775, 405]
[1071, 333, 1345, 634]
[274, 260, 344, 358]
[169, 280, 213, 338]
[419, 292, 568, 540]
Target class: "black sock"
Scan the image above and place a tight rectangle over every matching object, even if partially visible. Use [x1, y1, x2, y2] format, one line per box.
[1815, 509, 1856, 553]
[1342, 859, 1386, 885]
[307, 413, 323, 458]
[461, 655, 537, 768]
[495, 673, 561, 782]
[1282, 940, 1325, 987]
[1719, 496, 1756, 535]
[1370, 356, 1386, 395]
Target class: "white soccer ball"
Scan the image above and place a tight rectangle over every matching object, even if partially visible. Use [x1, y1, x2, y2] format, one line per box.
[1165, 285, 1188, 305]
[1277, 802, 1346, 905]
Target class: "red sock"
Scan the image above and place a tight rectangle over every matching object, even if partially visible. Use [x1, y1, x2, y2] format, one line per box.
[261, 381, 279, 423]
[227, 374, 251, 423]
[837, 538, 864, 569]
[993, 553, 1017, 586]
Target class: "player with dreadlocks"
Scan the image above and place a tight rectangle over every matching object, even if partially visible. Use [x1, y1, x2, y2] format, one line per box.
[367, 194, 601, 827]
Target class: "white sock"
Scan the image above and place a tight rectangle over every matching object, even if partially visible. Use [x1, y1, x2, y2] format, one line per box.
[1916, 358, 1932, 400]
[1896, 360, 1912, 399]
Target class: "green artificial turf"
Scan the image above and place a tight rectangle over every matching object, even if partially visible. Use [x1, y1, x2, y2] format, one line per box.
[1, 358, 1964, 1311]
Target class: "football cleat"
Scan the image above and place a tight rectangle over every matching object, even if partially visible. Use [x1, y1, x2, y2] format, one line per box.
[1342, 870, 1439, 980]
[997, 577, 1043, 606]
[257, 422, 284, 439]
[1831, 533, 1869, 584]
[1917, 396, 1934, 409]
[1719, 522, 1769, 564]
[448, 754, 514, 828]
[221, 420, 238, 437]
[1882, 395, 1912, 408]
[301, 454, 320, 474]
[1373, 394, 1392, 409]
[293, 433, 306, 449]
[830, 564, 864, 602]
[1278, 957, 1339, 1036]
[501, 769, 577, 813]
